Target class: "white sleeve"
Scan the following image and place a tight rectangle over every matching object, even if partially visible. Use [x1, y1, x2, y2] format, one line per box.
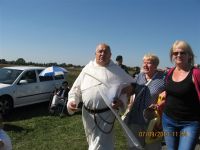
[68, 72, 84, 106]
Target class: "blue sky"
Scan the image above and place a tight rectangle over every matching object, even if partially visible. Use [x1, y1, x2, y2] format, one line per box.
[1, 0, 200, 68]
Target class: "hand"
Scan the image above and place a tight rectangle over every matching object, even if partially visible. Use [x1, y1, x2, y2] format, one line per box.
[111, 98, 123, 109]
[67, 101, 78, 112]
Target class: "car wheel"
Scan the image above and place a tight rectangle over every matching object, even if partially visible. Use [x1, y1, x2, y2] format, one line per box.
[0, 96, 13, 116]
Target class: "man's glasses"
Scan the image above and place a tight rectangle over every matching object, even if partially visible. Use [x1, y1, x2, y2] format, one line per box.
[172, 51, 187, 56]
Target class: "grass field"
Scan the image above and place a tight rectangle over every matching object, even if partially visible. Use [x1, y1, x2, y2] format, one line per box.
[3, 67, 128, 150]
[4, 102, 128, 150]
[2, 65, 200, 150]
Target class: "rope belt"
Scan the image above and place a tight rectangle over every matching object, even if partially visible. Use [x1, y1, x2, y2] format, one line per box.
[84, 105, 115, 134]
[84, 105, 110, 114]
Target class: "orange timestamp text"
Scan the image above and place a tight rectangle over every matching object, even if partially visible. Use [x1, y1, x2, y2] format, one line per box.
[139, 131, 188, 137]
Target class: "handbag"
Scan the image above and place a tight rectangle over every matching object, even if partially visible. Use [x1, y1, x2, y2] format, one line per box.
[144, 91, 166, 144]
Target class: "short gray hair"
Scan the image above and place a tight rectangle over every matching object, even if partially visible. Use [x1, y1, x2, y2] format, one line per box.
[143, 53, 159, 66]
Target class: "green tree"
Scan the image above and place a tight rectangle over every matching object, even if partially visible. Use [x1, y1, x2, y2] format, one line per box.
[16, 58, 26, 65]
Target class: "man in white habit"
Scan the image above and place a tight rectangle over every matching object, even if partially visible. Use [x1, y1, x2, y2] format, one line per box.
[67, 43, 137, 150]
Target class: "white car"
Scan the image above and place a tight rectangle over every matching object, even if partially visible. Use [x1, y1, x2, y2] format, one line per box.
[0, 66, 65, 115]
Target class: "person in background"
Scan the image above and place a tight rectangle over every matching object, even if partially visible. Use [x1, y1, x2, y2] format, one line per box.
[67, 43, 134, 150]
[116, 55, 129, 74]
[132, 66, 140, 78]
[161, 40, 200, 150]
[123, 54, 165, 150]
[194, 63, 200, 68]
[0, 114, 12, 150]
[49, 81, 70, 111]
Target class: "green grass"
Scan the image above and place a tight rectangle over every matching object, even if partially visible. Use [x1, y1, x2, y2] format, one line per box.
[3, 69, 128, 150]
[4, 103, 128, 150]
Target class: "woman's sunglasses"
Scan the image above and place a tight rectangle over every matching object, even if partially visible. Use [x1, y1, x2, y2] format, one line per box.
[172, 51, 187, 56]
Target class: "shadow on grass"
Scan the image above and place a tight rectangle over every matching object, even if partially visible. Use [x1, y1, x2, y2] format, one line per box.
[4, 101, 50, 122]
[3, 123, 27, 132]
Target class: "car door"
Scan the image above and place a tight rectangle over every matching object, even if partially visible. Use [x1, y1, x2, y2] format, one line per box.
[14, 70, 41, 106]
[37, 69, 57, 102]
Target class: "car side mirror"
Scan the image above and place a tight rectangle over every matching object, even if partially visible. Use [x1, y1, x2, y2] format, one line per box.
[18, 80, 28, 85]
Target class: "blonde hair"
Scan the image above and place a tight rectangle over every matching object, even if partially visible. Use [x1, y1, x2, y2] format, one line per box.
[143, 54, 159, 67]
[170, 40, 195, 66]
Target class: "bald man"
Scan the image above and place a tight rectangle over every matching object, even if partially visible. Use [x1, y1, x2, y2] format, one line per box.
[67, 43, 134, 150]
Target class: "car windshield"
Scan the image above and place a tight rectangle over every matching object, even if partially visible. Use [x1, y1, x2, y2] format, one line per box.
[0, 68, 23, 84]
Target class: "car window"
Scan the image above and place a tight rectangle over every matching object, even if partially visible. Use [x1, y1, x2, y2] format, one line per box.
[0, 68, 22, 84]
[20, 70, 37, 83]
[39, 76, 54, 82]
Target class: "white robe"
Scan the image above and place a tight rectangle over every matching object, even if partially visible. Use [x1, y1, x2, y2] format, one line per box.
[67, 60, 135, 150]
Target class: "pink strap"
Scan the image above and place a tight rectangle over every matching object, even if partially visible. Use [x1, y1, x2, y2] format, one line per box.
[193, 68, 200, 101]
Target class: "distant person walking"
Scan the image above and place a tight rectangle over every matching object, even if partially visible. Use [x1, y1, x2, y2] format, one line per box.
[161, 40, 200, 150]
[67, 43, 134, 150]
[116, 55, 129, 74]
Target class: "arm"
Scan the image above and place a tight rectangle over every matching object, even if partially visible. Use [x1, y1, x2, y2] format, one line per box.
[121, 83, 136, 97]
[127, 94, 135, 111]
[67, 72, 83, 114]
[112, 83, 136, 113]
[148, 91, 166, 115]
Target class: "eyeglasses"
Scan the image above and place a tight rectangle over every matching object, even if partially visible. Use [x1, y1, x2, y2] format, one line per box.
[172, 51, 187, 56]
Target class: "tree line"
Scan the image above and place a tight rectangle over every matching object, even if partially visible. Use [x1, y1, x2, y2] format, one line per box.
[0, 58, 84, 68]
[0, 58, 144, 77]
